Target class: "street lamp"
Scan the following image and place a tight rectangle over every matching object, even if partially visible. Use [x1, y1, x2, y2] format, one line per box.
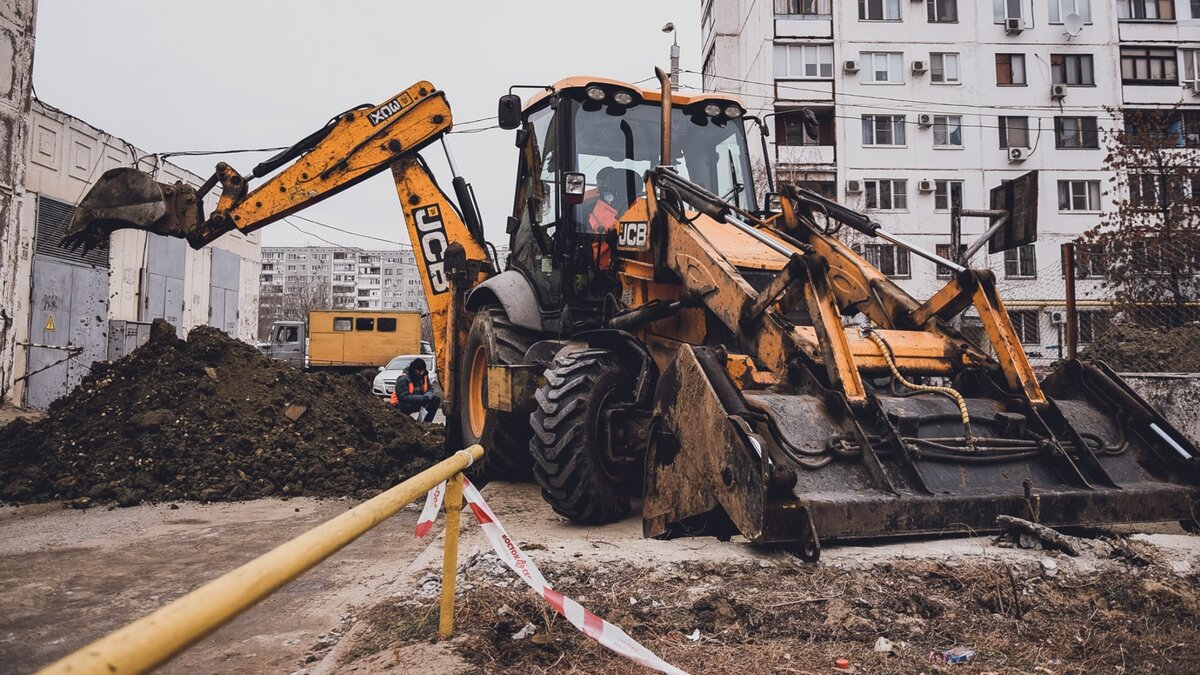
[662, 22, 679, 88]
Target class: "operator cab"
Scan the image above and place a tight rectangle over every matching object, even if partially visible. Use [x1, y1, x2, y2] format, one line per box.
[500, 77, 756, 332]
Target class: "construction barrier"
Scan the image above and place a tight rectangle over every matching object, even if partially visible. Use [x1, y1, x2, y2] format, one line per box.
[37, 445, 484, 675]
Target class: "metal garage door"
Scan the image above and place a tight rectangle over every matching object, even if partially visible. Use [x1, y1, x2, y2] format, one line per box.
[24, 196, 110, 409]
[143, 234, 186, 326]
[209, 248, 240, 336]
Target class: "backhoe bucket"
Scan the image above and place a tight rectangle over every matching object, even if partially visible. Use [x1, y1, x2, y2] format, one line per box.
[645, 345, 1200, 558]
[62, 168, 203, 252]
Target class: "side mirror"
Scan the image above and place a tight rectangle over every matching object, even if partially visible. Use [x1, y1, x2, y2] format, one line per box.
[377, 366, 385, 372]
[497, 94, 522, 130]
[801, 108, 819, 143]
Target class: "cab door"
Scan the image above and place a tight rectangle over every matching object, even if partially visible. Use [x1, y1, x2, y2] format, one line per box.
[507, 103, 562, 309]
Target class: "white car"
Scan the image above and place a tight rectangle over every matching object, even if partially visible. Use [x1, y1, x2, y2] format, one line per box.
[373, 354, 439, 399]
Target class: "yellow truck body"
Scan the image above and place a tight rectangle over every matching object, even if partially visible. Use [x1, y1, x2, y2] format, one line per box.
[306, 310, 421, 368]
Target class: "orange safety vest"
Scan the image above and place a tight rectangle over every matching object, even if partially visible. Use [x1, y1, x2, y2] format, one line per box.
[390, 372, 429, 405]
[587, 201, 618, 270]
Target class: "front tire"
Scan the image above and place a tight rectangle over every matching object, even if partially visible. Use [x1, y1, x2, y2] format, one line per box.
[529, 348, 639, 524]
[459, 307, 535, 482]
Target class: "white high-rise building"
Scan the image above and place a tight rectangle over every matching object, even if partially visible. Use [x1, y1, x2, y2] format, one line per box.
[701, 0, 1199, 360]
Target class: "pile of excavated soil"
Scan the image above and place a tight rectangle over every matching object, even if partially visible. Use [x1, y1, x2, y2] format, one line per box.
[0, 320, 444, 507]
[1080, 323, 1200, 372]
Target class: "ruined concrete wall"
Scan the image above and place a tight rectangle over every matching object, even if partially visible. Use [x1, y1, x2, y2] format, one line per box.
[0, 0, 35, 404]
[1121, 373, 1200, 446]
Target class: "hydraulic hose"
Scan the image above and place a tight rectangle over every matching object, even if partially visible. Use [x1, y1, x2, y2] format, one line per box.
[862, 326, 975, 447]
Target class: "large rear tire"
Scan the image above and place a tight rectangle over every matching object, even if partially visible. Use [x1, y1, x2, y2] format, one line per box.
[529, 348, 639, 524]
[459, 307, 535, 482]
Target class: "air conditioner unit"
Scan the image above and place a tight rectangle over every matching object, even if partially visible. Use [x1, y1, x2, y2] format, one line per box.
[845, 179, 863, 193]
[843, 60, 859, 74]
[1049, 310, 1066, 325]
[1008, 147, 1027, 162]
[918, 179, 935, 193]
[1190, 80, 1200, 97]
[918, 113, 933, 127]
[1005, 17, 1024, 34]
[1051, 84, 1067, 100]
[912, 60, 928, 74]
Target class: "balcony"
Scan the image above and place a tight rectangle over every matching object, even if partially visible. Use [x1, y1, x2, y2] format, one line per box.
[776, 144, 836, 167]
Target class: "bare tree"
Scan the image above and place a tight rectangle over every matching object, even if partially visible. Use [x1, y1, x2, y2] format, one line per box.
[1082, 105, 1200, 326]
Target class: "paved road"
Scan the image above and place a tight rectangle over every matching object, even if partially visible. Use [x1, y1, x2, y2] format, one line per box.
[0, 498, 428, 674]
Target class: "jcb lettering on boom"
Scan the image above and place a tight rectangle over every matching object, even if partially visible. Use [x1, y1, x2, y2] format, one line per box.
[413, 204, 449, 294]
[368, 93, 413, 126]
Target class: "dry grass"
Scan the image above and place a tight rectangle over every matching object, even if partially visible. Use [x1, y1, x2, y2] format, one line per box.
[350, 557, 1200, 674]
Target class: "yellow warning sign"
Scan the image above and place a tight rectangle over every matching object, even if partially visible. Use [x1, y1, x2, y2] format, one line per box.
[44, 316, 55, 332]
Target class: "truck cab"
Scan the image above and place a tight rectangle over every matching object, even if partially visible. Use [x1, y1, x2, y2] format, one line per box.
[260, 320, 305, 367]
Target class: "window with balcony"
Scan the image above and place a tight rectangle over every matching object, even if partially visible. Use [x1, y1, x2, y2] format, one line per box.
[1123, 109, 1200, 147]
[998, 116, 1030, 148]
[934, 180, 964, 210]
[933, 115, 963, 147]
[1117, 0, 1175, 20]
[858, 243, 911, 277]
[1008, 310, 1041, 343]
[775, 0, 832, 16]
[1057, 180, 1102, 211]
[1049, 0, 1091, 23]
[1051, 54, 1095, 86]
[1054, 117, 1099, 148]
[861, 114, 907, 145]
[930, 53, 960, 83]
[1005, 245, 1037, 278]
[776, 108, 835, 145]
[1121, 47, 1178, 84]
[775, 43, 834, 79]
[995, 54, 1027, 85]
[861, 52, 904, 83]
[864, 179, 908, 210]
[927, 0, 957, 22]
[1129, 173, 1165, 209]
[1181, 49, 1199, 87]
[1193, 0, 1200, 17]
[859, 0, 901, 21]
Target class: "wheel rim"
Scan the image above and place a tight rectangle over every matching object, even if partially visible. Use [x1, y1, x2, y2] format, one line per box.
[468, 344, 488, 439]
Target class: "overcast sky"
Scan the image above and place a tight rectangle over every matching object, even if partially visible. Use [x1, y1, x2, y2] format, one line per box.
[32, 1, 701, 249]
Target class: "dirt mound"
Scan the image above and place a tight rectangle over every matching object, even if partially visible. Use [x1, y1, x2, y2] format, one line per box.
[0, 320, 445, 507]
[1081, 323, 1200, 372]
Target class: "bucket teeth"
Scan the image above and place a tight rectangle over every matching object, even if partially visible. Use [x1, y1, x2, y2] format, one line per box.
[62, 168, 201, 253]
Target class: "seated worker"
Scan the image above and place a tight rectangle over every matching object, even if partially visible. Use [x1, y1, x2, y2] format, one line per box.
[584, 166, 640, 270]
[389, 358, 440, 422]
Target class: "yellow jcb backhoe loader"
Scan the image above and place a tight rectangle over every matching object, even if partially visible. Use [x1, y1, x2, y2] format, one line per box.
[65, 71, 1199, 560]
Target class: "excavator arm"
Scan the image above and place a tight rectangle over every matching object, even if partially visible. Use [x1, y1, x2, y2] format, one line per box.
[62, 81, 494, 408]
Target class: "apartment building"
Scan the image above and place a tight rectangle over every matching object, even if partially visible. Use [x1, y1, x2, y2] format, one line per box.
[260, 244, 511, 333]
[701, 0, 1199, 360]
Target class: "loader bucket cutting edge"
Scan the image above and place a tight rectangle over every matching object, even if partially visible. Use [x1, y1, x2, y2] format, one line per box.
[62, 167, 201, 252]
[645, 344, 1200, 547]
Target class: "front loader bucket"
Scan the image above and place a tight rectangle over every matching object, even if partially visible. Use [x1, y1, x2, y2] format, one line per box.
[645, 345, 1200, 558]
[62, 168, 203, 252]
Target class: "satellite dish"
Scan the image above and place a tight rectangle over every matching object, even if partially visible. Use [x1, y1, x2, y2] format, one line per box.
[1063, 13, 1084, 38]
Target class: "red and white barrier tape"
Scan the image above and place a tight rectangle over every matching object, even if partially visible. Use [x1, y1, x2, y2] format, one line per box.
[416, 475, 688, 675]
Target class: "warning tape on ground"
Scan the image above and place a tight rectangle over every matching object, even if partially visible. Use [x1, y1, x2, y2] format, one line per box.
[417, 478, 688, 675]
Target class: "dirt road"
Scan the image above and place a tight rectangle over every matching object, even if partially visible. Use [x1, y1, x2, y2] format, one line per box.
[0, 498, 428, 673]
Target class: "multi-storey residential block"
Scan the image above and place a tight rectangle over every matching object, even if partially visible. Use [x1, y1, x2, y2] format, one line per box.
[701, 0, 1199, 361]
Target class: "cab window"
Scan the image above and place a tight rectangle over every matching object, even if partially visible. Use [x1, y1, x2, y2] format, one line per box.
[275, 325, 299, 343]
